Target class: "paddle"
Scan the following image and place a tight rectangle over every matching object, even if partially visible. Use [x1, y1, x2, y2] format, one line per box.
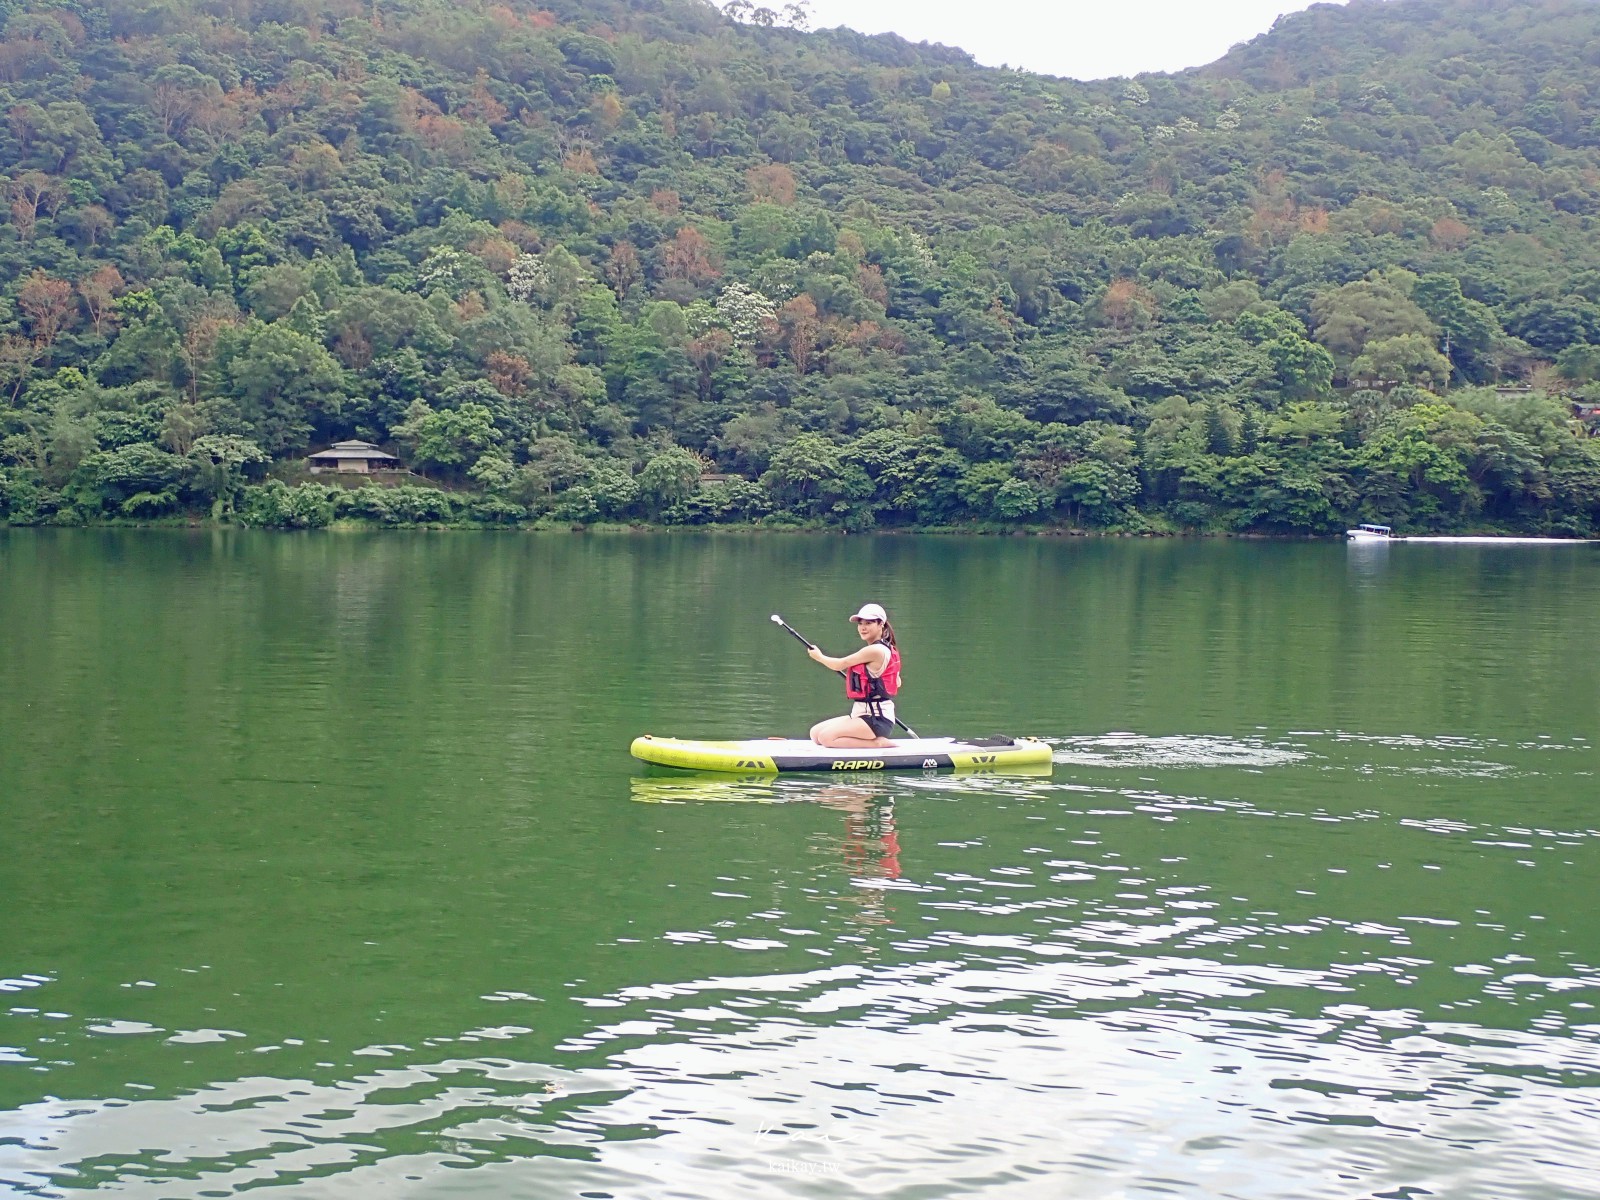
[770, 613, 920, 738]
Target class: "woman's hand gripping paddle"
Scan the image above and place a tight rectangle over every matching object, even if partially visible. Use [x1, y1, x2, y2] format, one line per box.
[770, 614, 919, 738]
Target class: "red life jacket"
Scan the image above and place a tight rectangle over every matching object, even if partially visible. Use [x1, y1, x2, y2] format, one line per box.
[845, 642, 900, 702]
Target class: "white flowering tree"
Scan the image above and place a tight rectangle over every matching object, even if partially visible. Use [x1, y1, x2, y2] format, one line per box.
[905, 230, 936, 275]
[507, 252, 548, 304]
[415, 246, 465, 294]
[715, 282, 778, 348]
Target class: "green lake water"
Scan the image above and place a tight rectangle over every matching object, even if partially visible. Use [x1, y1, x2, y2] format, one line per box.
[2, 529, 1598, 1199]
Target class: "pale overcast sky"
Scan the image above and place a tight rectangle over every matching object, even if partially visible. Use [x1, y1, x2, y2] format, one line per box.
[798, 0, 1349, 80]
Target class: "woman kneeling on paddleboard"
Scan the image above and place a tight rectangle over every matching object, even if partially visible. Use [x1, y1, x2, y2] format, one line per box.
[807, 603, 901, 748]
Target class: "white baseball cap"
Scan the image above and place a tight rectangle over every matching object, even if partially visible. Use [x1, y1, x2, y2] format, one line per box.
[849, 603, 888, 623]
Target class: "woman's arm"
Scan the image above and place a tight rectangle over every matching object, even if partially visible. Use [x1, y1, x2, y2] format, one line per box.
[808, 643, 890, 673]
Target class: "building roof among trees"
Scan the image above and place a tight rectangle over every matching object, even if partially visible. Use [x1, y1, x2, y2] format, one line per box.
[308, 441, 399, 461]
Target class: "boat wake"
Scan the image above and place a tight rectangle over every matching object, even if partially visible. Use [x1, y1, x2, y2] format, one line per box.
[1048, 733, 1309, 769]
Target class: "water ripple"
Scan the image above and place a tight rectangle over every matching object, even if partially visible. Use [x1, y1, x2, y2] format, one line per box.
[1050, 734, 1309, 769]
[7, 977, 1600, 1200]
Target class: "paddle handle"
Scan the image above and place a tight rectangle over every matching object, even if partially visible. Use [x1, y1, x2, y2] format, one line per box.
[770, 614, 919, 738]
[772, 614, 821, 655]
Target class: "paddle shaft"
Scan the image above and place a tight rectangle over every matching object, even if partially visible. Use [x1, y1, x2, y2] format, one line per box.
[771, 615, 919, 738]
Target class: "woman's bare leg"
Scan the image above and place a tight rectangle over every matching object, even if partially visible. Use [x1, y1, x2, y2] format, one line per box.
[810, 716, 894, 748]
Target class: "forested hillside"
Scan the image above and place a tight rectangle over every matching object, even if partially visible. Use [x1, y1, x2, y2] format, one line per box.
[4, 0, 1600, 532]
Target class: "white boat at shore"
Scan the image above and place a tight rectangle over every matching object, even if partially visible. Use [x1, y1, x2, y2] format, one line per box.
[1346, 523, 1393, 541]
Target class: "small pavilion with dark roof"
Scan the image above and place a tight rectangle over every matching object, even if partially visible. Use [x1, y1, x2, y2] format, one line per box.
[306, 440, 401, 474]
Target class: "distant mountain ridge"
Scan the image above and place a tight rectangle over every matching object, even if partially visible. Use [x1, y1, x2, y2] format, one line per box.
[1, 0, 1598, 535]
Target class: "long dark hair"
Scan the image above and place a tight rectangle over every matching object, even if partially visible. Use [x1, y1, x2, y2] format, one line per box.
[877, 617, 897, 649]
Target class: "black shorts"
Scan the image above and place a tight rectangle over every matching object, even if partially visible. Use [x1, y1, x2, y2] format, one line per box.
[861, 712, 896, 738]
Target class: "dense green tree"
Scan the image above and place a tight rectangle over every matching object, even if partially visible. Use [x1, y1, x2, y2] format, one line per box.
[1310, 274, 1438, 366]
[68, 442, 190, 516]
[393, 401, 501, 477]
[638, 444, 704, 518]
[239, 480, 337, 529]
[213, 321, 346, 454]
[1412, 274, 1509, 383]
[761, 431, 872, 522]
[1349, 334, 1451, 389]
[1264, 335, 1336, 401]
[1359, 403, 1486, 528]
[189, 433, 266, 519]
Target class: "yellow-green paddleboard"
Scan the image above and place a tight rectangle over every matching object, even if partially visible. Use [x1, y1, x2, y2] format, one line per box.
[630, 734, 1053, 774]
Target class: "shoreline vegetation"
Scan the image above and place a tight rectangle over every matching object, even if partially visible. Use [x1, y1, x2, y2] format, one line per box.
[6, 0, 1600, 538]
[7, 510, 1594, 540]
